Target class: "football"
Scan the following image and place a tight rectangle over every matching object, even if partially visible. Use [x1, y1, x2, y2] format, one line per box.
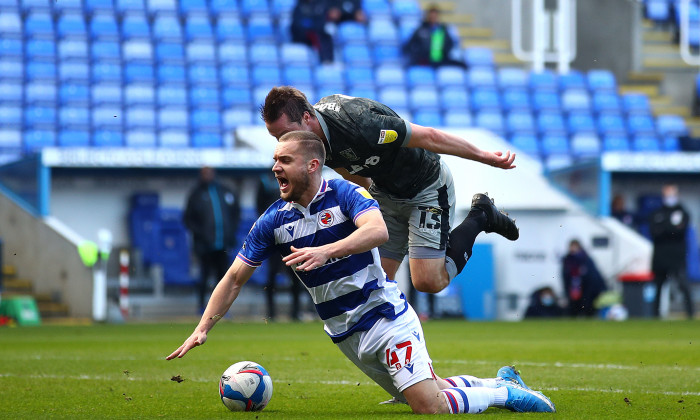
[219, 361, 273, 412]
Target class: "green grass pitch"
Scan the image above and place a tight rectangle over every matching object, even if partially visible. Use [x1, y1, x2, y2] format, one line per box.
[0, 319, 698, 419]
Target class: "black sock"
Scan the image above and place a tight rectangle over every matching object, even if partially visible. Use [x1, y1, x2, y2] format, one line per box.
[445, 209, 487, 273]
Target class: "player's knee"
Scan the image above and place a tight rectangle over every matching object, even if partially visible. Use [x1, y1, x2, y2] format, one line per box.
[412, 276, 447, 294]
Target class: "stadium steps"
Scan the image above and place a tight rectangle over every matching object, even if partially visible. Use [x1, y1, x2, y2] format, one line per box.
[1, 265, 71, 319]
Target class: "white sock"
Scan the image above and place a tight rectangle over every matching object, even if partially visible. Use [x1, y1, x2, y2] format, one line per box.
[444, 375, 501, 388]
[440, 387, 508, 414]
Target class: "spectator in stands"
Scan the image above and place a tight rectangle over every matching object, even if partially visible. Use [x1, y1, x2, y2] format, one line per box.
[184, 167, 241, 313]
[561, 239, 607, 317]
[291, 0, 335, 64]
[257, 172, 303, 321]
[524, 286, 564, 319]
[649, 183, 695, 319]
[326, 0, 367, 24]
[402, 4, 467, 68]
[611, 194, 636, 229]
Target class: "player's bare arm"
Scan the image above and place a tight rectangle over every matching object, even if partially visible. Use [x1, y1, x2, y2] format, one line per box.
[166, 259, 255, 360]
[407, 123, 516, 169]
[283, 208, 388, 271]
[333, 167, 372, 190]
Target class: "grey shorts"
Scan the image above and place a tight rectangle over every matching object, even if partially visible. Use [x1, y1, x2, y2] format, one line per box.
[370, 160, 456, 261]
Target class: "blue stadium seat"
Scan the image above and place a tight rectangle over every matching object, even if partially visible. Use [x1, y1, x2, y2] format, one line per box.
[156, 43, 185, 63]
[342, 44, 373, 67]
[348, 86, 377, 99]
[116, 0, 146, 14]
[597, 113, 627, 137]
[368, 18, 399, 45]
[157, 63, 187, 84]
[240, 0, 270, 18]
[627, 114, 657, 136]
[223, 107, 254, 129]
[567, 112, 597, 135]
[158, 107, 189, 130]
[157, 85, 187, 106]
[435, 66, 467, 88]
[283, 65, 313, 85]
[0, 82, 22, 102]
[125, 63, 155, 83]
[92, 83, 122, 105]
[222, 86, 252, 107]
[126, 106, 156, 128]
[252, 65, 282, 87]
[123, 39, 154, 62]
[336, 22, 368, 45]
[121, 13, 151, 39]
[220, 65, 250, 87]
[0, 59, 23, 80]
[128, 191, 160, 265]
[505, 110, 536, 135]
[602, 134, 630, 151]
[159, 130, 189, 148]
[190, 108, 221, 130]
[53, 0, 82, 12]
[25, 82, 56, 103]
[24, 12, 53, 38]
[443, 110, 472, 127]
[392, 0, 422, 20]
[91, 40, 121, 61]
[498, 67, 528, 90]
[314, 65, 345, 89]
[0, 129, 22, 152]
[271, 0, 295, 18]
[501, 89, 531, 112]
[86, 0, 115, 14]
[528, 70, 558, 91]
[90, 13, 120, 40]
[250, 43, 280, 65]
[58, 40, 89, 61]
[592, 91, 622, 114]
[441, 88, 470, 110]
[21, 0, 52, 11]
[406, 66, 436, 87]
[558, 69, 586, 91]
[179, 0, 207, 16]
[210, 0, 240, 17]
[26, 38, 56, 59]
[185, 14, 214, 40]
[247, 17, 276, 42]
[188, 64, 218, 84]
[364, 0, 392, 18]
[0, 106, 21, 126]
[24, 129, 56, 152]
[92, 106, 123, 129]
[655, 114, 688, 137]
[621, 92, 651, 115]
[280, 43, 315, 65]
[661, 135, 680, 151]
[413, 110, 443, 127]
[474, 110, 505, 135]
[375, 65, 406, 87]
[0, 12, 22, 37]
[570, 133, 601, 158]
[26, 61, 56, 81]
[125, 129, 157, 147]
[463, 47, 494, 68]
[125, 83, 155, 105]
[189, 86, 219, 107]
[562, 89, 591, 113]
[409, 86, 440, 111]
[510, 133, 540, 157]
[587, 69, 617, 92]
[345, 67, 375, 88]
[59, 106, 90, 128]
[631, 135, 661, 151]
[470, 88, 501, 112]
[219, 42, 248, 64]
[370, 44, 402, 66]
[58, 130, 90, 147]
[93, 129, 124, 147]
[378, 87, 409, 110]
[57, 13, 87, 38]
[531, 90, 561, 112]
[398, 19, 421, 43]
[0, 38, 22, 57]
[646, 0, 672, 23]
[153, 15, 183, 41]
[467, 67, 497, 89]
[146, 0, 177, 16]
[545, 154, 573, 170]
[191, 131, 221, 147]
[540, 134, 569, 156]
[216, 15, 245, 41]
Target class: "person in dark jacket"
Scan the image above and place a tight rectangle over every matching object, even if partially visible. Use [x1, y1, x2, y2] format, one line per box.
[561, 239, 607, 317]
[649, 184, 695, 319]
[524, 286, 564, 319]
[184, 167, 240, 312]
[402, 4, 466, 68]
[291, 0, 335, 64]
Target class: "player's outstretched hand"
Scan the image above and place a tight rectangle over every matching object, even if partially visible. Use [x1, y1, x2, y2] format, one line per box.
[166, 331, 208, 360]
[485, 150, 516, 169]
[283, 245, 330, 271]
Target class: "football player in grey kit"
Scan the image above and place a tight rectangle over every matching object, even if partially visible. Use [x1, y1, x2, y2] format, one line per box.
[261, 86, 519, 294]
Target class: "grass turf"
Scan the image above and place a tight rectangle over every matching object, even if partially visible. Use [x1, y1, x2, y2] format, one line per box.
[0, 319, 698, 419]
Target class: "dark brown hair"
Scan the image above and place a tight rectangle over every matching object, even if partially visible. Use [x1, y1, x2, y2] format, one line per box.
[260, 86, 315, 124]
[279, 130, 326, 166]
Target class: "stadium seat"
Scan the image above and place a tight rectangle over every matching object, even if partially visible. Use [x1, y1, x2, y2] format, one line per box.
[91, 40, 121, 61]
[123, 39, 153, 62]
[157, 64, 186, 84]
[179, 0, 207, 16]
[93, 129, 124, 147]
[240, 0, 270, 18]
[656, 114, 688, 137]
[189, 86, 220, 107]
[467, 67, 497, 89]
[440, 88, 470, 111]
[125, 63, 155, 83]
[90, 13, 120, 40]
[25, 82, 57, 103]
[221, 86, 252, 108]
[470, 88, 501, 112]
[250, 43, 280, 65]
[191, 131, 222, 147]
[125, 84, 155, 105]
[210, 0, 240, 17]
[602, 134, 630, 151]
[505, 110, 536, 135]
[116, 0, 145, 14]
[156, 43, 185, 63]
[184, 14, 214, 40]
[0, 38, 22, 57]
[0, 82, 22, 103]
[627, 114, 657, 136]
[125, 129, 157, 147]
[153, 15, 183, 41]
[540, 134, 570, 156]
[510, 133, 540, 156]
[409, 86, 440, 111]
[314, 65, 345, 89]
[378, 87, 409, 110]
[159, 130, 189, 147]
[661, 135, 680, 151]
[570, 133, 601, 158]
[398, 19, 421, 43]
[0, 59, 23, 81]
[247, 16, 276, 42]
[545, 154, 573, 170]
[501, 89, 531, 112]
[280, 43, 315, 65]
[597, 113, 627, 137]
[158, 107, 189, 130]
[413, 110, 443, 127]
[59, 106, 90, 128]
[474, 110, 505, 136]
[0, 106, 22, 126]
[57, 13, 87, 38]
[85, 0, 114, 13]
[562, 89, 591, 113]
[92, 83, 123, 105]
[0, 129, 22, 151]
[531, 90, 561, 113]
[24, 129, 56, 152]
[621, 92, 651, 115]
[92, 106, 124, 129]
[146, 0, 176, 16]
[348, 86, 376, 99]
[219, 42, 248, 64]
[58, 129, 90, 147]
[463, 47, 494, 68]
[25, 106, 57, 127]
[567, 112, 597, 135]
[188, 64, 218, 85]
[153, 208, 197, 286]
[283, 65, 313, 85]
[646, 0, 672, 23]
[392, 0, 422, 20]
[345, 67, 375, 88]
[216, 15, 245, 41]
[271, 0, 295, 18]
[375, 65, 406, 87]
[58, 40, 89, 61]
[368, 18, 399, 45]
[436, 66, 467, 88]
[498, 67, 528, 90]
[223, 107, 254, 129]
[186, 42, 217, 63]
[26, 39, 56, 59]
[126, 106, 156, 128]
[336, 22, 368, 45]
[407, 66, 436, 87]
[342, 44, 373, 67]
[558, 69, 587, 91]
[121, 13, 151, 39]
[443, 110, 472, 127]
[528, 70, 558, 91]
[592, 91, 622, 115]
[0, 12, 22, 37]
[364, 0, 392, 18]
[190, 108, 221, 130]
[24, 12, 53, 38]
[631, 135, 661, 152]
[25, 61, 56, 81]
[252, 65, 282, 87]
[587, 69, 617, 92]
[157, 85, 187, 106]
[220, 65, 250, 87]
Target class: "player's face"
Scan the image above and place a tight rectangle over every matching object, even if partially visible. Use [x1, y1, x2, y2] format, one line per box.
[266, 112, 312, 140]
[272, 141, 311, 204]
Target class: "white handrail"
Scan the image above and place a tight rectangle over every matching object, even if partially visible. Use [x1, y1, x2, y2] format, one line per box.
[679, 0, 700, 66]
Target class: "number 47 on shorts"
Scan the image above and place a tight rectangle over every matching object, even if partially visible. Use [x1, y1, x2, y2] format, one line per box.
[385, 340, 412, 370]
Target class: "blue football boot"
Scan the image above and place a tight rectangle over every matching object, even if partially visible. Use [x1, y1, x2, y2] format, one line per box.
[497, 365, 530, 390]
[502, 383, 556, 413]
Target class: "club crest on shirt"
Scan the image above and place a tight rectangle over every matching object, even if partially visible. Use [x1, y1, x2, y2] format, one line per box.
[317, 210, 334, 228]
[378, 129, 398, 144]
[339, 148, 359, 161]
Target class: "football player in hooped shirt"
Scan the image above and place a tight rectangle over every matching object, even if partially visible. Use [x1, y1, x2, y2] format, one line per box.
[261, 86, 519, 295]
[166, 131, 555, 414]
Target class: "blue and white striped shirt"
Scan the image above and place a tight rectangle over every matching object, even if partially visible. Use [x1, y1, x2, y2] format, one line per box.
[237, 178, 407, 343]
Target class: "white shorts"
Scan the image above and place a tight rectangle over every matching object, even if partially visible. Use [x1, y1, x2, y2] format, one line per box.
[336, 305, 436, 402]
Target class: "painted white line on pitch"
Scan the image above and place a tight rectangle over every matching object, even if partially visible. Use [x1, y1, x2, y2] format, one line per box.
[439, 359, 700, 373]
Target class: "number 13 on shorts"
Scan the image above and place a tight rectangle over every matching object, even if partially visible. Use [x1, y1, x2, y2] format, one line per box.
[385, 340, 413, 370]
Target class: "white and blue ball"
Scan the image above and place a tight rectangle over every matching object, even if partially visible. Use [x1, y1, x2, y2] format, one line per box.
[219, 361, 273, 412]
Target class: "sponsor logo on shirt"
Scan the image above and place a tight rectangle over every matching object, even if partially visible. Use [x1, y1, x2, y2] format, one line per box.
[378, 129, 398, 144]
[356, 187, 373, 199]
[339, 148, 359, 161]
